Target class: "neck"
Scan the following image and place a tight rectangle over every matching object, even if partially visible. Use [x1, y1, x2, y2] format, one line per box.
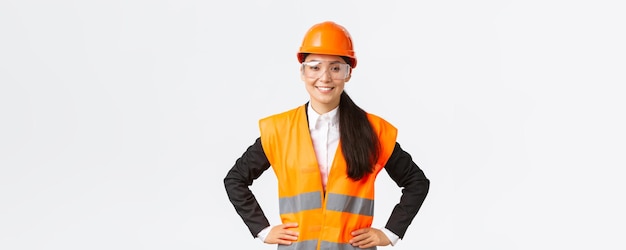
[310, 101, 339, 114]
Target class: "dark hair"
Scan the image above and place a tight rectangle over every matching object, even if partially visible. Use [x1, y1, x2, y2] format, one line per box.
[340, 56, 353, 68]
[338, 55, 379, 180]
[339, 91, 380, 180]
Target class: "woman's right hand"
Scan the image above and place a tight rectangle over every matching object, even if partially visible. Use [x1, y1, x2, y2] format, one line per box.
[264, 223, 299, 245]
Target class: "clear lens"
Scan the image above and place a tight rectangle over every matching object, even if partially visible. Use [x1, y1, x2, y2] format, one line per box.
[301, 61, 350, 80]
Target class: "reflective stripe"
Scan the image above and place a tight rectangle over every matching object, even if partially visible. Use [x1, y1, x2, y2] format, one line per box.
[326, 193, 374, 216]
[277, 240, 318, 250]
[279, 191, 322, 214]
[277, 240, 377, 250]
[320, 241, 377, 250]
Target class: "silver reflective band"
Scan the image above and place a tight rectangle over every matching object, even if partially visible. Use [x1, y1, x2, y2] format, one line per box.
[277, 240, 318, 250]
[326, 193, 375, 216]
[302, 61, 350, 80]
[277, 240, 377, 250]
[321, 241, 377, 250]
[278, 191, 374, 216]
[279, 191, 322, 214]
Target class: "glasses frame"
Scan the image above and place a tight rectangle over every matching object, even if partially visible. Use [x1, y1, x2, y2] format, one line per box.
[301, 60, 351, 80]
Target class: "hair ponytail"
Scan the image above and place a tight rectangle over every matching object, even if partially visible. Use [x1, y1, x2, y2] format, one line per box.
[339, 91, 380, 180]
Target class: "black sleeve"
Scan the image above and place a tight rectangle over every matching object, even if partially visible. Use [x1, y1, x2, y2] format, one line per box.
[224, 137, 272, 238]
[383, 142, 430, 239]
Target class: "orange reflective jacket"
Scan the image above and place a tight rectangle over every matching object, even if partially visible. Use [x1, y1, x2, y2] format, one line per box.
[259, 105, 397, 250]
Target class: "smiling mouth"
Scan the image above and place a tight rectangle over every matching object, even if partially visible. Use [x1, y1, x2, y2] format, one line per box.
[316, 86, 334, 91]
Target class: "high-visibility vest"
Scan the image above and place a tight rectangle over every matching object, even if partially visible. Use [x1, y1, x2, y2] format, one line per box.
[259, 105, 397, 250]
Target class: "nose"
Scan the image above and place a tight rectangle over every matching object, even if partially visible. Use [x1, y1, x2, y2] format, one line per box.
[318, 68, 332, 82]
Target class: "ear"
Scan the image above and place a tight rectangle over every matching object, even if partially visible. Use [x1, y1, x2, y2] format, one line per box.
[344, 69, 352, 82]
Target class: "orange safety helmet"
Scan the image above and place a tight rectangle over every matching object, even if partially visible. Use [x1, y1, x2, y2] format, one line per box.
[297, 21, 357, 68]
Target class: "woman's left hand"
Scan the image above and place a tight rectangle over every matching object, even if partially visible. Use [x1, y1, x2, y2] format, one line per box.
[349, 227, 391, 248]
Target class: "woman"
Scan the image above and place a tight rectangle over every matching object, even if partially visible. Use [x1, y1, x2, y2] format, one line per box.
[224, 21, 429, 249]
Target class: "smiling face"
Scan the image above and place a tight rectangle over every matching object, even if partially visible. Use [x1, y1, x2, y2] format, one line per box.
[301, 54, 352, 114]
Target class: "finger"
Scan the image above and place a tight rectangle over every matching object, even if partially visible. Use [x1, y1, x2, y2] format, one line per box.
[276, 239, 293, 245]
[279, 234, 298, 241]
[359, 242, 375, 248]
[283, 222, 299, 228]
[351, 228, 367, 236]
[353, 238, 375, 248]
[283, 230, 299, 237]
[265, 235, 294, 245]
[280, 231, 298, 240]
[350, 234, 369, 245]
[349, 230, 370, 243]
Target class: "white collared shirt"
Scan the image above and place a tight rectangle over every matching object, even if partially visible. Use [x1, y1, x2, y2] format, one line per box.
[307, 104, 340, 190]
[257, 103, 400, 246]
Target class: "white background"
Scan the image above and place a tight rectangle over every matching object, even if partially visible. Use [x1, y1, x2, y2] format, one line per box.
[1, 0, 625, 249]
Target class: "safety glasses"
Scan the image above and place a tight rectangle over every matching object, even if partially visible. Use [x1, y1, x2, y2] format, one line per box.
[301, 61, 350, 80]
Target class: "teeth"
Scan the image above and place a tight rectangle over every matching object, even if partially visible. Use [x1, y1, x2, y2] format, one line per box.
[318, 87, 332, 91]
